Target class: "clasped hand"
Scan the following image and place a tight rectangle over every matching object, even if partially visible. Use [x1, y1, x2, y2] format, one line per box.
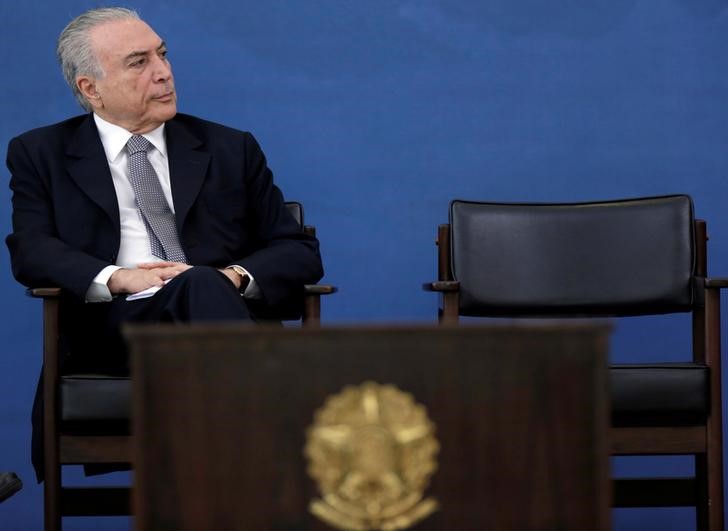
[107, 261, 191, 294]
[107, 262, 243, 294]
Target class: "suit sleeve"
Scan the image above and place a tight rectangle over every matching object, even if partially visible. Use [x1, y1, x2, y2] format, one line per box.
[5, 136, 112, 299]
[234, 133, 324, 310]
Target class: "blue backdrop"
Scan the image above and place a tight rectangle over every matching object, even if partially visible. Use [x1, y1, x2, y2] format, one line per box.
[2, 1, 728, 529]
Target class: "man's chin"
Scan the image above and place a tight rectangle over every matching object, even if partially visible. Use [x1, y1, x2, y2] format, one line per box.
[155, 103, 177, 122]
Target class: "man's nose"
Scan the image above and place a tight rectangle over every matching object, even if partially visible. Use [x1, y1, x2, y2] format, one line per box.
[153, 55, 172, 82]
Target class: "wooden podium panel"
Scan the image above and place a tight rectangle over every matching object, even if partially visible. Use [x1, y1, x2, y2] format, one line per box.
[126, 324, 611, 531]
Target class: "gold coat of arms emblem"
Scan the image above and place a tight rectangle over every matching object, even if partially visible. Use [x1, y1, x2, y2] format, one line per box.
[304, 381, 439, 530]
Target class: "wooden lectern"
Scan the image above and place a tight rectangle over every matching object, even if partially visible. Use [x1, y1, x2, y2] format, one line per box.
[126, 324, 611, 531]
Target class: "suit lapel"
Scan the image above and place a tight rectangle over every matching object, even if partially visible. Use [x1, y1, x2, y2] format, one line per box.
[65, 114, 120, 231]
[165, 117, 210, 228]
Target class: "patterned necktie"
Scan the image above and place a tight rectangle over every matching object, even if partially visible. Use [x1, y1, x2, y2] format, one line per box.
[125, 135, 187, 263]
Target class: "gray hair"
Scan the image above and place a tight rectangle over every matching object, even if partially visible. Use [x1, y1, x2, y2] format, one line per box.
[57, 7, 140, 111]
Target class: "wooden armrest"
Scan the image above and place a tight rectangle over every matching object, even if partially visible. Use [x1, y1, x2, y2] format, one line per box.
[27, 287, 62, 298]
[705, 278, 728, 288]
[304, 284, 337, 295]
[423, 281, 460, 292]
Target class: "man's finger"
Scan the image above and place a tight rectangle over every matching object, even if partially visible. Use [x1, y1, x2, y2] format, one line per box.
[137, 261, 177, 269]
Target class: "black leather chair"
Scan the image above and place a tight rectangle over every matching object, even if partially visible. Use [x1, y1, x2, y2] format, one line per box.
[30, 201, 335, 531]
[424, 194, 725, 530]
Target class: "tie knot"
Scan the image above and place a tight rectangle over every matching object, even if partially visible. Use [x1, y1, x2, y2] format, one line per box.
[126, 135, 152, 155]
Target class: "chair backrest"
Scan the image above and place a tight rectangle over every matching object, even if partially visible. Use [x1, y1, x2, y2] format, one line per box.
[449, 195, 697, 317]
[285, 201, 303, 226]
[285, 201, 316, 238]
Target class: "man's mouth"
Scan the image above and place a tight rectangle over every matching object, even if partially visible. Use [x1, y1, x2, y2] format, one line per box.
[153, 91, 175, 101]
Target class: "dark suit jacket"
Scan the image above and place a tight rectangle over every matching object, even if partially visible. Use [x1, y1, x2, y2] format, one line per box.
[6, 112, 323, 314]
[7, 113, 324, 481]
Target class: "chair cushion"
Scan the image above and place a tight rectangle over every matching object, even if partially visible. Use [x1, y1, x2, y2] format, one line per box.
[610, 363, 709, 426]
[60, 363, 709, 430]
[61, 374, 131, 433]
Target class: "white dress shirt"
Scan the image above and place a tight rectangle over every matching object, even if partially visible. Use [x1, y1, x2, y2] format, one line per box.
[85, 114, 257, 302]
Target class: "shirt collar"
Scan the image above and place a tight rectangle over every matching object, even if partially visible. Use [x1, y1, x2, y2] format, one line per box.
[93, 113, 168, 162]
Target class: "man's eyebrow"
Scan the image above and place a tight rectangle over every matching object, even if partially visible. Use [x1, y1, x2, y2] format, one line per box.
[123, 42, 167, 62]
[124, 50, 149, 62]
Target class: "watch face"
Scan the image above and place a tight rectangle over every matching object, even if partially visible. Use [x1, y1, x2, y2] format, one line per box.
[231, 266, 249, 292]
[239, 273, 251, 293]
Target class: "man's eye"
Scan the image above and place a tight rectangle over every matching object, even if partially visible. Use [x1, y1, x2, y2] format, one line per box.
[130, 58, 146, 67]
[160, 50, 168, 59]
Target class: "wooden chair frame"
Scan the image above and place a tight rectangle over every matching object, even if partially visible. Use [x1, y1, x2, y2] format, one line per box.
[425, 218, 725, 531]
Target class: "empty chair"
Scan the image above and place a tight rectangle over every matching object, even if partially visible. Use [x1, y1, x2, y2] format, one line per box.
[425, 195, 725, 530]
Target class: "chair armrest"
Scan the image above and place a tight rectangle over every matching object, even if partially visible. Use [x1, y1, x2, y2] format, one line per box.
[705, 278, 728, 289]
[423, 281, 460, 292]
[304, 284, 337, 295]
[301, 284, 336, 327]
[27, 287, 62, 298]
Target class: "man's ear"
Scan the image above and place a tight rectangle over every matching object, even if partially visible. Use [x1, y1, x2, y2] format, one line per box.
[77, 76, 102, 109]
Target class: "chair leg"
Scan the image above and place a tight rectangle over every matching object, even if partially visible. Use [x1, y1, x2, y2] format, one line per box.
[42, 293, 62, 531]
[303, 293, 321, 327]
[440, 292, 459, 324]
[44, 464, 61, 531]
[704, 288, 725, 531]
[695, 454, 708, 531]
[695, 452, 725, 531]
[707, 452, 725, 531]
[43, 377, 61, 531]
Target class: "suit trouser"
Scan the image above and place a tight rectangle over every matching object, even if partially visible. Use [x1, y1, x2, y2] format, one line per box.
[61, 265, 252, 372]
[32, 266, 253, 480]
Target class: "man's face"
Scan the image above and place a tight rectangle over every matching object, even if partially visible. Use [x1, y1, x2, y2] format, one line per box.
[81, 18, 177, 133]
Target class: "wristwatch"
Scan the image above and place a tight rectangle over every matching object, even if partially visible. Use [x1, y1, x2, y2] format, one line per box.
[227, 265, 251, 294]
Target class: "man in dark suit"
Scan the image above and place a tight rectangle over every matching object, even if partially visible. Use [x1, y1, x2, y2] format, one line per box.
[5, 7, 323, 477]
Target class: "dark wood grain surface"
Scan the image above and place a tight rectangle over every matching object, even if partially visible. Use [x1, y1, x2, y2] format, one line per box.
[127, 323, 611, 531]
